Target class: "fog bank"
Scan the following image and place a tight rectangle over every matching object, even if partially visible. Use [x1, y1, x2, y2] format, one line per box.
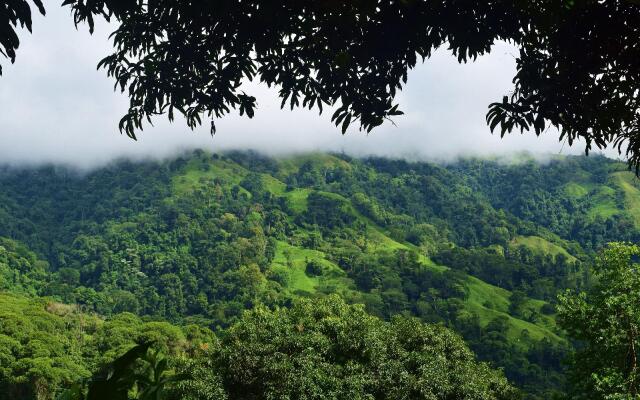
[0, 5, 620, 170]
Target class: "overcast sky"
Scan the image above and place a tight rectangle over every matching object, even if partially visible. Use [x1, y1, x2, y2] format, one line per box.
[0, 4, 618, 169]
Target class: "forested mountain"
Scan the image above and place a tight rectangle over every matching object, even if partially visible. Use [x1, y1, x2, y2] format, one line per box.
[1, 151, 638, 399]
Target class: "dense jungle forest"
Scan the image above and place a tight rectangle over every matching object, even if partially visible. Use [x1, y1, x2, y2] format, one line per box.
[1, 151, 640, 399]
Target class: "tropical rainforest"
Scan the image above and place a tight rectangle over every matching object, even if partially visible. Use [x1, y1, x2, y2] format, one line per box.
[1, 150, 640, 399]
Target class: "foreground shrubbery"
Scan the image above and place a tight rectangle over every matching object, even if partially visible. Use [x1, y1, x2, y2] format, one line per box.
[59, 296, 517, 400]
[558, 243, 640, 400]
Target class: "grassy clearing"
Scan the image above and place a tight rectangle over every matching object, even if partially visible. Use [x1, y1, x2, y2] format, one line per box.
[511, 235, 577, 263]
[172, 157, 249, 194]
[262, 174, 287, 195]
[466, 276, 511, 313]
[270, 241, 352, 295]
[563, 169, 640, 225]
[284, 188, 312, 213]
[275, 153, 352, 178]
[612, 172, 640, 227]
[586, 185, 620, 220]
[465, 302, 561, 345]
[465, 278, 561, 344]
[563, 182, 589, 198]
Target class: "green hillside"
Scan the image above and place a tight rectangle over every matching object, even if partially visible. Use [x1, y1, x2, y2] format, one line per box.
[174, 157, 563, 343]
[1, 151, 638, 399]
[510, 235, 577, 263]
[173, 157, 557, 337]
[612, 171, 640, 226]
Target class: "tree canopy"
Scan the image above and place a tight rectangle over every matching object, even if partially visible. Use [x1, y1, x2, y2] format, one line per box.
[558, 243, 640, 399]
[175, 295, 519, 400]
[0, 0, 44, 75]
[2, 1, 640, 167]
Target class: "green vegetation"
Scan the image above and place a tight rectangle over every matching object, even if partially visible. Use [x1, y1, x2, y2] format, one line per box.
[613, 172, 640, 227]
[269, 240, 351, 295]
[0, 292, 211, 400]
[181, 295, 518, 400]
[60, 297, 518, 400]
[586, 185, 620, 220]
[563, 182, 590, 199]
[558, 243, 640, 400]
[1, 151, 639, 399]
[511, 236, 577, 263]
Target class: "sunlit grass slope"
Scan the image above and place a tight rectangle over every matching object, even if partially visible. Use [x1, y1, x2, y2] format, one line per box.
[511, 235, 577, 263]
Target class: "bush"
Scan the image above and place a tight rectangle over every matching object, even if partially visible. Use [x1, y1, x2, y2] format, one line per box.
[305, 260, 323, 276]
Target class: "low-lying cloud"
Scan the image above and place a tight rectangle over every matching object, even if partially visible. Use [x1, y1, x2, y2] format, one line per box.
[0, 5, 619, 169]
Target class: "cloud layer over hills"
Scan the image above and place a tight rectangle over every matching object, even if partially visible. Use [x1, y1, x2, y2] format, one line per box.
[0, 5, 616, 169]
